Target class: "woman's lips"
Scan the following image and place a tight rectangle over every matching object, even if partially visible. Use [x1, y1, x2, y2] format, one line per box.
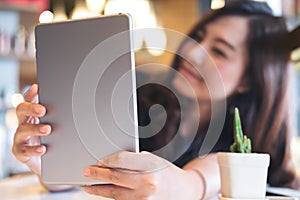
[179, 62, 204, 82]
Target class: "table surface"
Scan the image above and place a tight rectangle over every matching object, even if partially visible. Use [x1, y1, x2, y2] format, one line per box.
[0, 173, 112, 200]
[1, 173, 299, 200]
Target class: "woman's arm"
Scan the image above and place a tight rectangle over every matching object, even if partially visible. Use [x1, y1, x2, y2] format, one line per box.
[183, 153, 221, 199]
[83, 151, 220, 200]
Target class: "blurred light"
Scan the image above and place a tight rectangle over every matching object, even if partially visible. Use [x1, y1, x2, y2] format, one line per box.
[11, 93, 24, 108]
[136, 11, 157, 29]
[5, 109, 18, 131]
[133, 29, 144, 51]
[211, 0, 225, 10]
[105, 0, 152, 28]
[105, 0, 166, 56]
[104, 0, 129, 15]
[144, 28, 167, 56]
[265, 0, 282, 16]
[72, 0, 96, 19]
[86, 0, 106, 14]
[71, 9, 92, 19]
[292, 47, 300, 62]
[132, 11, 158, 50]
[39, 10, 54, 23]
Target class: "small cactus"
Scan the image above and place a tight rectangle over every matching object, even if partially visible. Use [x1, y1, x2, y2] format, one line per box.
[230, 107, 252, 153]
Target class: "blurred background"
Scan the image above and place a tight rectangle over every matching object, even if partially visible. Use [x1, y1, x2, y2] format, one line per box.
[0, 0, 299, 179]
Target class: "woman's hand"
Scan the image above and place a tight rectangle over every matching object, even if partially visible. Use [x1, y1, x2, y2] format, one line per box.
[83, 151, 204, 200]
[12, 84, 50, 176]
[12, 84, 74, 192]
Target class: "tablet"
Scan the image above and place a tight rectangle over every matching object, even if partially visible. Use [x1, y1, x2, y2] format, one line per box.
[35, 14, 139, 185]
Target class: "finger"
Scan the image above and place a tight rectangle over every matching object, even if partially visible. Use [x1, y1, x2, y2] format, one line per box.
[97, 151, 169, 172]
[14, 124, 51, 143]
[13, 144, 46, 163]
[83, 167, 139, 189]
[23, 84, 39, 103]
[16, 102, 46, 124]
[84, 185, 136, 200]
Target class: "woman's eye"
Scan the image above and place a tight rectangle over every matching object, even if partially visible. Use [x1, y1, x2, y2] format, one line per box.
[212, 48, 227, 59]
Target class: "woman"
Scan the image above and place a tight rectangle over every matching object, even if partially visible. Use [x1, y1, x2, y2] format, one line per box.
[12, 0, 300, 199]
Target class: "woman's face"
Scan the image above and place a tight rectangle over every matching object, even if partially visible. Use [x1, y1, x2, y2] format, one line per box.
[173, 16, 249, 101]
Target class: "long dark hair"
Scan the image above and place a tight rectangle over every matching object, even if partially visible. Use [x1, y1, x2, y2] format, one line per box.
[138, 0, 299, 189]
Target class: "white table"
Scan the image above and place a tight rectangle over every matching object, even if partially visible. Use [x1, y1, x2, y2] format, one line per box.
[0, 173, 112, 200]
[1, 173, 299, 200]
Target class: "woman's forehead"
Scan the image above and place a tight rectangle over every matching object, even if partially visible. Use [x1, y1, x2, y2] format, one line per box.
[204, 16, 249, 49]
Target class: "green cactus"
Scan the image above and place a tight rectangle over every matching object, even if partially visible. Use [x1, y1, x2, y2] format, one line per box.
[230, 107, 252, 153]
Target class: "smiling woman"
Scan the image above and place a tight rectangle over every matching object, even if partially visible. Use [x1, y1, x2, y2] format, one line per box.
[138, 0, 300, 193]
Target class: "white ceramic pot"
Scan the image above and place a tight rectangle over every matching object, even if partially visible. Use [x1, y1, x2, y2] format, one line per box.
[217, 152, 270, 199]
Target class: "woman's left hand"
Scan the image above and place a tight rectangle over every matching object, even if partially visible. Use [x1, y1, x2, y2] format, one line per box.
[83, 151, 202, 200]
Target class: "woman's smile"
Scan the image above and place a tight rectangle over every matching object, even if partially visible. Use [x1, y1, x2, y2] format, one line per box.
[179, 60, 204, 83]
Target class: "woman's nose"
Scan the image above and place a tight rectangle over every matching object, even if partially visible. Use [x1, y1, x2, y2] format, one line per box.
[185, 43, 207, 68]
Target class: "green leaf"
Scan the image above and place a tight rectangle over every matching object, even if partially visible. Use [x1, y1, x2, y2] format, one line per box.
[230, 107, 252, 153]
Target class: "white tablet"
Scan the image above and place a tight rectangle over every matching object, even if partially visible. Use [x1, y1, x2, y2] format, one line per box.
[35, 14, 139, 185]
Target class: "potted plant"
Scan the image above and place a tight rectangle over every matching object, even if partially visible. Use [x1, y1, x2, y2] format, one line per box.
[217, 108, 270, 199]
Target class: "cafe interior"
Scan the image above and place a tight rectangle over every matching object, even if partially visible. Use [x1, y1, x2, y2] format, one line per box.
[0, 0, 300, 199]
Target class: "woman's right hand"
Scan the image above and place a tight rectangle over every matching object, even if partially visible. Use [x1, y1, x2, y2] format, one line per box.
[12, 84, 51, 176]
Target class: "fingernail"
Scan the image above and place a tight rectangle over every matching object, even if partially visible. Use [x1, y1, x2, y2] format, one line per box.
[30, 84, 36, 91]
[34, 106, 45, 114]
[32, 84, 38, 90]
[37, 146, 45, 153]
[83, 169, 90, 176]
[39, 125, 50, 133]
